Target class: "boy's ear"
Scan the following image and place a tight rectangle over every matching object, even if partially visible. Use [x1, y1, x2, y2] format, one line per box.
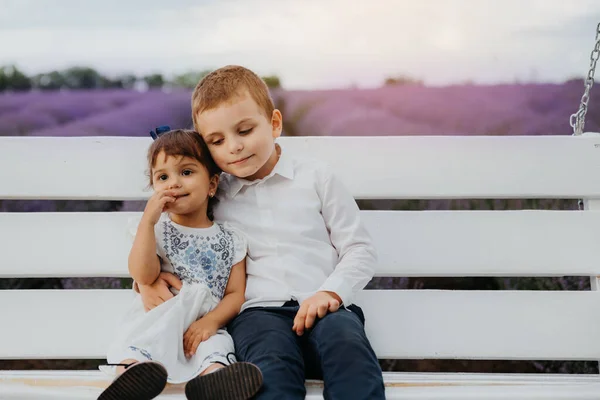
[271, 109, 283, 139]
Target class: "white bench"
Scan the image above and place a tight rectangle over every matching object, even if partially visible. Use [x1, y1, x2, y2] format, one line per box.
[2, 134, 600, 399]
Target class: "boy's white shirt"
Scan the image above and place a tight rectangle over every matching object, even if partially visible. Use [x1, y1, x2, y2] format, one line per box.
[214, 143, 377, 311]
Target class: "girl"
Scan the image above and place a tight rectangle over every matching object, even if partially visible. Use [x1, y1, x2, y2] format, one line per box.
[99, 128, 262, 400]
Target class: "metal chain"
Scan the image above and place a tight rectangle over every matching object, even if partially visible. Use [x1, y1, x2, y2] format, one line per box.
[571, 23, 600, 135]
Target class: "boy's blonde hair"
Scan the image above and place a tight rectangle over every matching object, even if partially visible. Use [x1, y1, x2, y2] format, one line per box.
[191, 65, 275, 130]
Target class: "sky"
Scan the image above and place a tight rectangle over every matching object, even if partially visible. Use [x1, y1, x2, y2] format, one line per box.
[1, 0, 599, 89]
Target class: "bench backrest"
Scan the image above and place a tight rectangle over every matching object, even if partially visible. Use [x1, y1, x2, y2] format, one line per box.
[2, 135, 600, 363]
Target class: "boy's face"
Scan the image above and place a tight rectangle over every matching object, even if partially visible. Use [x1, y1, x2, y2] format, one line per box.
[195, 91, 282, 181]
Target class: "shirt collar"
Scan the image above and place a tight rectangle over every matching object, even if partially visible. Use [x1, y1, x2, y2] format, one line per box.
[226, 144, 294, 198]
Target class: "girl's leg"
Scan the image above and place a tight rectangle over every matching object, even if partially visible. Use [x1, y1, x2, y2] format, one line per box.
[184, 330, 262, 400]
[98, 360, 168, 400]
[200, 362, 224, 374]
[185, 361, 263, 400]
[115, 358, 139, 375]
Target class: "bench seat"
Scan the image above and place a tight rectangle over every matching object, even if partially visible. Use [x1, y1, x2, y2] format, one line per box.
[2, 135, 600, 399]
[3, 371, 600, 399]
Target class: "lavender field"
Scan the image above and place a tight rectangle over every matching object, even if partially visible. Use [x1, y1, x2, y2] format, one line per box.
[1, 82, 598, 373]
[1, 80, 598, 138]
[0, 89, 194, 137]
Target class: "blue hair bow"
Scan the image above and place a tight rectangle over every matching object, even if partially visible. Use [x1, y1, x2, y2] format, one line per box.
[149, 125, 171, 140]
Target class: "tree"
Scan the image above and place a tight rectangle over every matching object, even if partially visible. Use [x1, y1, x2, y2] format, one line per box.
[114, 74, 138, 90]
[384, 75, 424, 87]
[0, 68, 7, 92]
[172, 70, 211, 88]
[0, 65, 32, 91]
[262, 75, 281, 89]
[63, 67, 102, 89]
[144, 73, 164, 89]
[32, 71, 67, 90]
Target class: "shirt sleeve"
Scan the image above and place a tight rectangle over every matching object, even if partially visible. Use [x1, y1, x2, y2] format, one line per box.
[316, 165, 377, 306]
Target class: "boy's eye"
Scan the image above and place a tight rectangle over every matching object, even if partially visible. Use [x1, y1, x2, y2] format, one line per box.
[182, 169, 193, 176]
[212, 139, 223, 145]
[240, 128, 253, 135]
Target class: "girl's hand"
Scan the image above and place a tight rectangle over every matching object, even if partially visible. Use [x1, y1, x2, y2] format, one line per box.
[183, 317, 220, 357]
[142, 190, 177, 225]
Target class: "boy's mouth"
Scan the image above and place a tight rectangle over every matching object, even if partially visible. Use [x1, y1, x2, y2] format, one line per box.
[230, 155, 252, 165]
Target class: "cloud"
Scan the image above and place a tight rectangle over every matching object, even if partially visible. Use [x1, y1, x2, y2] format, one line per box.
[0, 0, 599, 88]
[0, 0, 219, 29]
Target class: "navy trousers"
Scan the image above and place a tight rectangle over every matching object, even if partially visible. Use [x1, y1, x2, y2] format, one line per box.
[228, 301, 385, 400]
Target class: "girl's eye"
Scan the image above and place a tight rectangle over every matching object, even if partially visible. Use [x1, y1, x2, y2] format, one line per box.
[240, 128, 253, 135]
[212, 139, 223, 145]
[159, 174, 168, 181]
[182, 170, 192, 176]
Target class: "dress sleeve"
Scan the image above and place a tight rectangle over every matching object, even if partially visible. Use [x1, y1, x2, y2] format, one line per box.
[226, 224, 248, 265]
[126, 214, 143, 242]
[127, 213, 163, 255]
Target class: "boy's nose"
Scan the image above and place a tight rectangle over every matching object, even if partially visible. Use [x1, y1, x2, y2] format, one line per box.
[228, 138, 243, 154]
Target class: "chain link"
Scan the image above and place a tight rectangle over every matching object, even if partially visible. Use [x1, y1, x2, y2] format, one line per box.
[571, 23, 600, 135]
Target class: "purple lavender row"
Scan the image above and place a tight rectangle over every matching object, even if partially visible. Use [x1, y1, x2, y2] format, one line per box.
[29, 89, 193, 137]
[279, 81, 600, 136]
[1, 83, 597, 137]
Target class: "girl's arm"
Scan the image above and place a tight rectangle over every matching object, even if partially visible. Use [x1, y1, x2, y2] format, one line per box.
[129, 190, 176, 285]
[183, 259, 246, 356]
[128, 218, 161, 285]
[202, 258, 246, 327]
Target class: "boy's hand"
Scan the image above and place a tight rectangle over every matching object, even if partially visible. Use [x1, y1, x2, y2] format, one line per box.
[142, 190, 177, 225]
[138, 272, 183, 312]
[183, 317, 220, 357]
[292, 291, 341, 336]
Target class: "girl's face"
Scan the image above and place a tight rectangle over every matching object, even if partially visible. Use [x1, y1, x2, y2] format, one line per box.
[151, 150, 218, 217]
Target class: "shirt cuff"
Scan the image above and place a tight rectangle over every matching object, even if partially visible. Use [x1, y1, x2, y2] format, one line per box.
[319, 277, 353, 307]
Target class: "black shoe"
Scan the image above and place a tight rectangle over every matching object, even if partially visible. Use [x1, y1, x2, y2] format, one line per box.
[185, 362, 263, 400]
[98, 361, 168, 400]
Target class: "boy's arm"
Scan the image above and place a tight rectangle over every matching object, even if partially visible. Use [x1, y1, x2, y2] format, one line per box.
[292, 165, 376, 336]
[183, 259, 246, 357]
[128, 218, 161, 285]
[316, 165, 377, 306]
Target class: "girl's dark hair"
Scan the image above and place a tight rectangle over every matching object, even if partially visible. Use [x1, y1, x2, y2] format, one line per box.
[147, 129, 221, 220]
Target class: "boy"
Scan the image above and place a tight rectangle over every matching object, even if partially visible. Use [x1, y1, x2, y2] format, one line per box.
[140, 65, 385, 399]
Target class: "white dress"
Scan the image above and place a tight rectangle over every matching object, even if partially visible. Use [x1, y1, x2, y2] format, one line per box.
[102, 214, 247, 384]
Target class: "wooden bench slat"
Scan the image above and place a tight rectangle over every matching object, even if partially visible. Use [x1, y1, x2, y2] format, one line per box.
[2, 289, 599, 361]
[367, 209, 600, 276]
[2, 210, 600, 278]
[3, 136, 600, 200]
